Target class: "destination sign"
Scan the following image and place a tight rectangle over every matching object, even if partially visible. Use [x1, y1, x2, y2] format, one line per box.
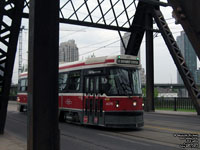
[87, 70, 102, 75]
[117, 59, 139, 65]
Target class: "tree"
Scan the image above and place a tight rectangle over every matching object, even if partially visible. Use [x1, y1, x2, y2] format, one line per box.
[142, 86, 158, 97]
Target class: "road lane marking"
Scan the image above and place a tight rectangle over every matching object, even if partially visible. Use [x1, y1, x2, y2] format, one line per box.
[145, 125, 200, 134]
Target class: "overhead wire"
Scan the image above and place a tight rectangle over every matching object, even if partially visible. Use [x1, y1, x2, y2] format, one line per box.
[79, 39, 120, 56]
[18, 2, 182, 59]
[79, 33, 132, 56]
[79, 36, 120, 49]
[78, 24, 183, 56]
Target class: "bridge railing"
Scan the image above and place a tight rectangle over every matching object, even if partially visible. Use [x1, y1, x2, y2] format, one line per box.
[143, 97, 195, 112]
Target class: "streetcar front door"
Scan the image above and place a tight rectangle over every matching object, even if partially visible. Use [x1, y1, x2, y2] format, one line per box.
[83, 76, 103, 125]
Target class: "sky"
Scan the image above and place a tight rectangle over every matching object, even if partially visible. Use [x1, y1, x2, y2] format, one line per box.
[11, 0, 199, 84]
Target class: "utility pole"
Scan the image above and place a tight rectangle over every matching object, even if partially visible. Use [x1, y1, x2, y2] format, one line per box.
[18, 26, 24, 75]
[18, 26, 28, 75]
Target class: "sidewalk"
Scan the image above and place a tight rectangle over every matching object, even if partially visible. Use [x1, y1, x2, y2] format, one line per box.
[1, 101, 26, 150]
[154, 110, 198, 116]
[0, 131, 26, 150]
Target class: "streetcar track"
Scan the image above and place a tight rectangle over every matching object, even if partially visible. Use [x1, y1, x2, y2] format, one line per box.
[105, 131, 179, 149]
[145, 119, 200, 128]
[4, 115, 193, 150]
[61, 132, 112, 150]
[98, 133, 151, 146]
[6, 104, 199, 150]
[144, 124, 200, 134]
[7, 112, 27, 124]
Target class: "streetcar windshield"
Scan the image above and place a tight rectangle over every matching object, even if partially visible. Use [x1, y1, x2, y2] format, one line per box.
[106, 68, 142, 96]
[131, 69, 142, 95]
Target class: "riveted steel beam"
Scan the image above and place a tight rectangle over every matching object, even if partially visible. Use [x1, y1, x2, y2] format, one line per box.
[153, 9, 200, 115]
[168, 0, 200, 62]
[125, 2, 147, 56]
[145, 8, 155, 112]
[0, 0, 24, 134]
[27, 0, 60, 149]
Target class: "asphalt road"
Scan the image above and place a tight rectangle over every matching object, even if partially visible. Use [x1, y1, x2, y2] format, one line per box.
[5, 103, 200, 150]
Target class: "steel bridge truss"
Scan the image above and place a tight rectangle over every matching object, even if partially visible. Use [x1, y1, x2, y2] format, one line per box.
[153, 8, 200, 114]
[22, 0, 140, 51]
[0, 0, 200, 134]
[0, 0, 24, 133]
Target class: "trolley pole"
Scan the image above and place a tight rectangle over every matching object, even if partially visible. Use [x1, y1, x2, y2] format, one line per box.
[145, 8, 155, 112]
[27, 0, 60, 149]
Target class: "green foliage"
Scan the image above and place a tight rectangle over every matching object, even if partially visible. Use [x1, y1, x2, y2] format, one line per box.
[142, 87, 158, 97]
[154, 88, 158, 97]
[142, 87, 146, 97]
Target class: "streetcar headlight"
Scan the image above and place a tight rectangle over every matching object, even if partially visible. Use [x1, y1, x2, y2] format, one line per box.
[133, 101, 137, 106]
[115, 101, 119, 108]
[142, 103, 144, 107]
[17, 97, 20, 102]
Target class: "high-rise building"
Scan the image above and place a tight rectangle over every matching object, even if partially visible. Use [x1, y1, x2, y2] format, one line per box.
[59, 40, 79, 62]
[176, 31, 197, 97]
[140, 68, 146, 85]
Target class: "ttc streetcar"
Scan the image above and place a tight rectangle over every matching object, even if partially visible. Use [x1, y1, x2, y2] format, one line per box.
[17, 55, 144, 128]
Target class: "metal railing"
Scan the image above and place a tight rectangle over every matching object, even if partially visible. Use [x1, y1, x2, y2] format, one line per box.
[143, 97, 195, 111]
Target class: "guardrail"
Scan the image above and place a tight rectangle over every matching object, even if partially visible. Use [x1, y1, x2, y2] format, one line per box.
[143, 97, 195, 111]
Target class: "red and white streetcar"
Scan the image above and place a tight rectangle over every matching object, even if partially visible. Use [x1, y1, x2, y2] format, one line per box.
[17, 55, 144, 128]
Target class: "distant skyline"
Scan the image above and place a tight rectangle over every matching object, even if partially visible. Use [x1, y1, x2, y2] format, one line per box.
[177, 31, 197, 84]
[11, 3, 199, 84]
[59, 40, 79, 62]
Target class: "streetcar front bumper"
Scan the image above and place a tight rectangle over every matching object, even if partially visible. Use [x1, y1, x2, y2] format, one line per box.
[104, 111, 144, 128]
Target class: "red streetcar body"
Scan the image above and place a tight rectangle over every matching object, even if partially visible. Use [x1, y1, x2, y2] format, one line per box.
[61, 95, 83, 109]
[103, 96, 143, 111]
[17, 55, 144, 128]
[17, 72, 28, 112]
[17, 94, 27, 104]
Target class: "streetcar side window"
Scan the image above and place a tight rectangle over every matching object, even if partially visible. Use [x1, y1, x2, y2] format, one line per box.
[67, 71, 81, 92]
[85, 77, 89, 94]
[89, 78, 94, 93]
[95, 77, 99, 94]
[59, 73, 68, 92]
[18, 79, 27, 92]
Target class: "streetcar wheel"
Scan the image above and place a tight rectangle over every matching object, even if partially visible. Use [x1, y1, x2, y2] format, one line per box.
[59, 111, 65, 122]
[19, 105, 24, 112]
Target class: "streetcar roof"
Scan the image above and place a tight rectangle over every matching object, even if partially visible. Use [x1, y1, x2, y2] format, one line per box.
[59, 55, 140, 71]
[19, 55, 140, 77]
